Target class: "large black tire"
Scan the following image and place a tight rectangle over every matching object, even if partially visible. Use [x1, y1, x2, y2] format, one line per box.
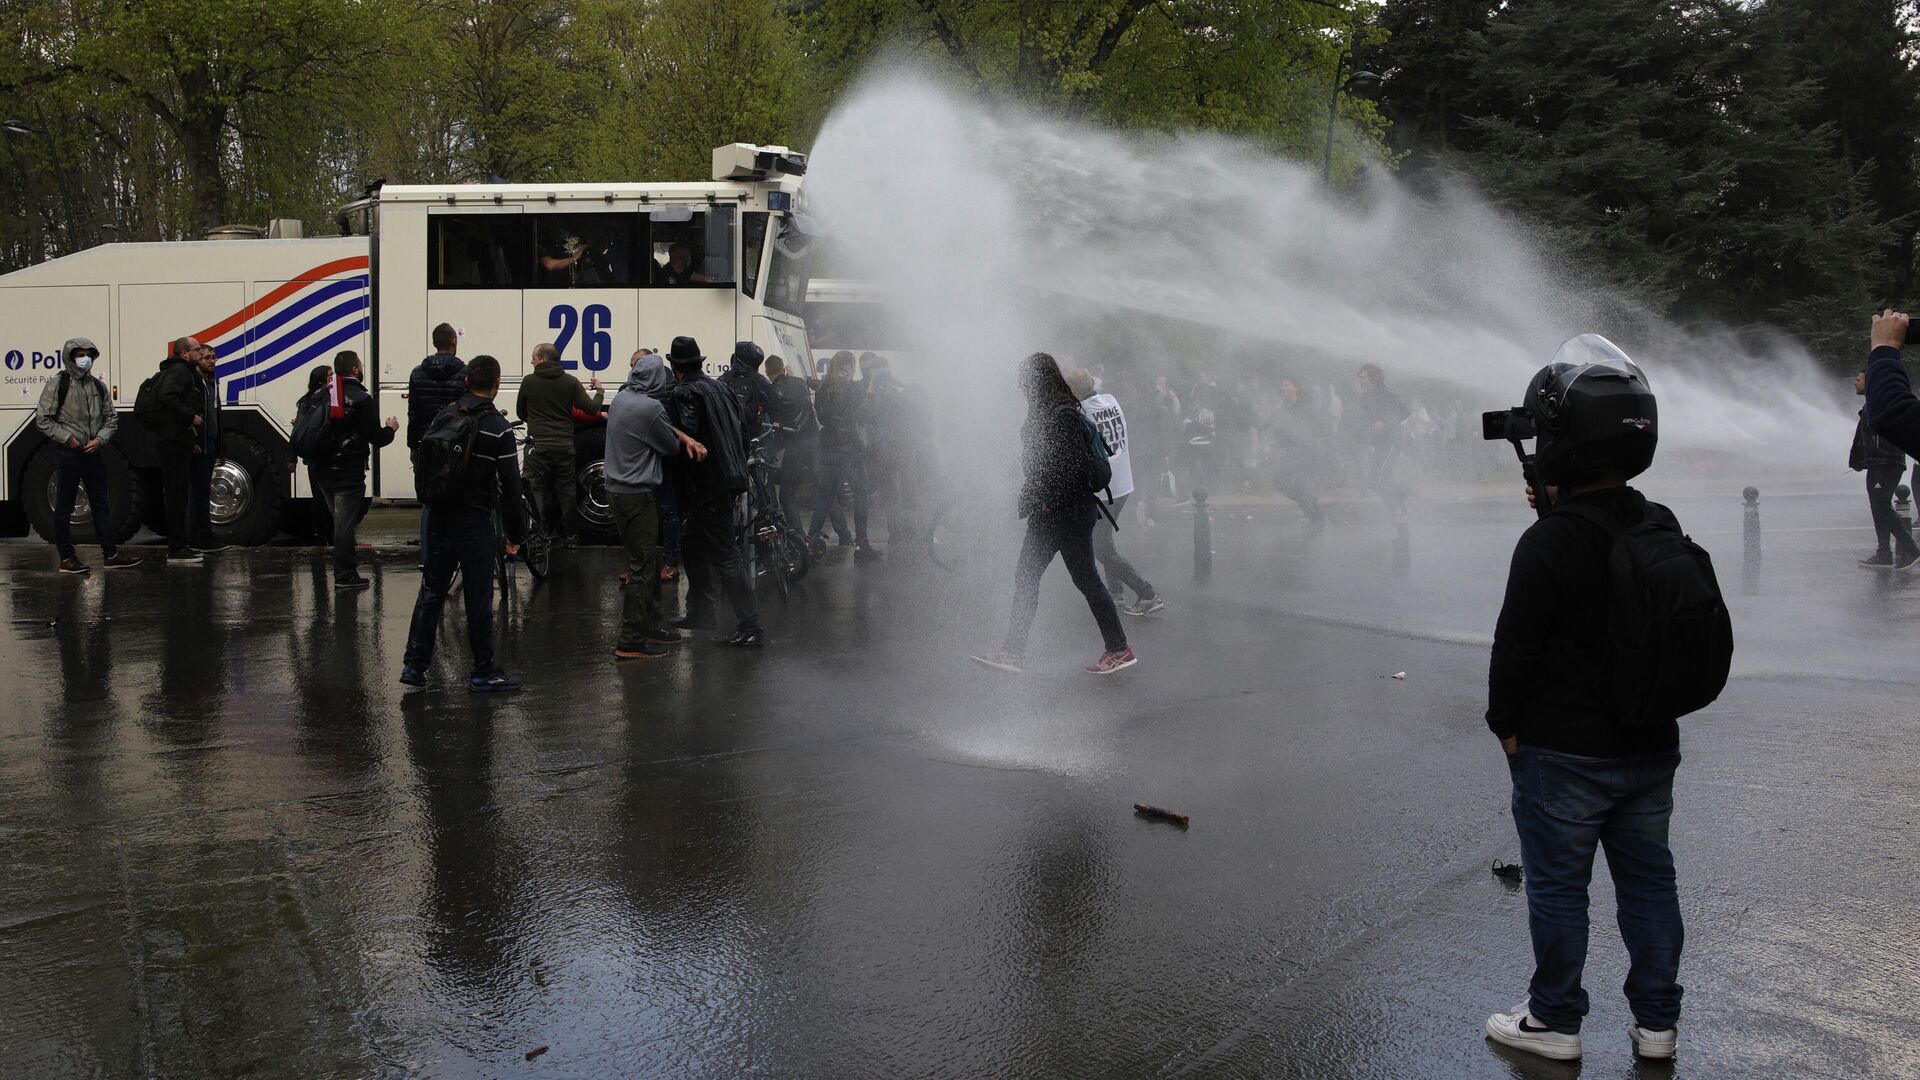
[211, 432, 286, 546]
[573, 426, 615, 545]
[22, 443, 145, 548]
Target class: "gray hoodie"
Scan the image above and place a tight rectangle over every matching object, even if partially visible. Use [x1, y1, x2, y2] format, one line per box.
[34, 337, 117, 447]
[603, 355, 683, 495]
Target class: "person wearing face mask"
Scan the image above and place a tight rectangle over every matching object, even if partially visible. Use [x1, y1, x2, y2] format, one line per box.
[34, 338, 142, 573]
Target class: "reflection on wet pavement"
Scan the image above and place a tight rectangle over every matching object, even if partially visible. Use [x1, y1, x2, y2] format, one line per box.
[2, 487, 1916, 1078]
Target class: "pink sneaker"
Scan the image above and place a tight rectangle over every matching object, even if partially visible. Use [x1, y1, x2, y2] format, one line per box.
[969, 651, 1024, 673]
[1086, 648, 1138, 675]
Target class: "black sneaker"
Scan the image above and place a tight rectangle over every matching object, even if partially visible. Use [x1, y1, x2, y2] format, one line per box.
[671, 614, 714, 631]
[645, 625, 684, 645]
[192, 543, 231, 554]
[854, 544, 883, 562]
[1898, 549, 1920, 571]
[1862, 550, 1896, 568]
[398, 665, 427, 688]
[468, 669, 522, 693]
[335, 574, 371, 590]
[718, 628, 766, 647]
[612, 643, 669, 660]
[167, 549, 202, 564]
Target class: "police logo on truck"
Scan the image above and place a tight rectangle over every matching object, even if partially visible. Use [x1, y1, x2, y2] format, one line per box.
[4, 350, 21, 370]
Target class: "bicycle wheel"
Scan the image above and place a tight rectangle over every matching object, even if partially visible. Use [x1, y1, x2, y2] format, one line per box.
[520, 492, 551, 579]
[757, 531, 790, 602]
[780, 528, 810, 583]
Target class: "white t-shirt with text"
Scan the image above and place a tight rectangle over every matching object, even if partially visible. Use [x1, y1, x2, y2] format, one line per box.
[1080, 392, 1134, 499]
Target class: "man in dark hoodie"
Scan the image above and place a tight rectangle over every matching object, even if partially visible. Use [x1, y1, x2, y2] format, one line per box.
[408, 324, 467, 449]
[606, 352, 706, 658]
[516, 342, 602, 546]
[1851, 365, 1917, 568]
[152, 337, 208, 564]
[35, 337, 141, 572]
[315, 350, 399, 588]
[664, 336, 763, 646]
[408, 324, 466, 563]
[718, 341, 771, 442]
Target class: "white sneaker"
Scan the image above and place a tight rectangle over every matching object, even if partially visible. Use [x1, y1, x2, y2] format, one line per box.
[1486, 1004, 1581, 1061]
[1630, 1023, 1677, 1060]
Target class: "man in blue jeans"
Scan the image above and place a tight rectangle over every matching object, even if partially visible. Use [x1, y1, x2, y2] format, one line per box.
[400, 356, 528, 693]
[1485, 340, 1684, 1063]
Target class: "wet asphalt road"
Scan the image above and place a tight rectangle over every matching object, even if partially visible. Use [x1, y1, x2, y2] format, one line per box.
[2, 483, 1917, 1079]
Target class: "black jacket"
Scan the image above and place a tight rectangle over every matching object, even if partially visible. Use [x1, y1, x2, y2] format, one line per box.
[767, 373, 817, 436]
[1018, 402, 1097, 523]
[718, 362, 771, 442]
[432, 392, 527, 544]
[1354, 386, 1408, 448]
[151, 356, 202, 446]
[1851, 408, 1905, 471]
[815, 377, 867, 451]
[313, 377, 396, 482]
[1487, 486, 1682, 758]
[197, 371, 221, 453]
[407, 352, 467, 449]
[1864, 345, 1920, 458]
[666, 372, 749, 507]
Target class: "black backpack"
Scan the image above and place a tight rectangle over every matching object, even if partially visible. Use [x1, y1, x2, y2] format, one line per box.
[1556, 502, 1733, 725]
[289, 387, 332, 461]
[1069, 406, 1114, 495]
[413, 402, 485, 506]
[133, 368, 167, 429]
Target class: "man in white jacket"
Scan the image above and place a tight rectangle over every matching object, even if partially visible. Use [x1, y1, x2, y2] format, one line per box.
[1067, 368, 1163, 616]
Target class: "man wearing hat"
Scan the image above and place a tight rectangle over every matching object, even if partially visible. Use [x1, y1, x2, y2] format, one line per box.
[663, 336, 763, 646]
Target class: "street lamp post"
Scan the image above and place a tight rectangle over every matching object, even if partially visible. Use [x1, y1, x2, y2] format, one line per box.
[1323, 61, 1379, 184]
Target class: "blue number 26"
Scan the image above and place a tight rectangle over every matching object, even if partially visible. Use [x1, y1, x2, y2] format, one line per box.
[547, 304, 612, 371]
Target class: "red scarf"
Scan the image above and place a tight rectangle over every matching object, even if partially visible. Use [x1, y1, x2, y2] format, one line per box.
[327, 371, 345, 420]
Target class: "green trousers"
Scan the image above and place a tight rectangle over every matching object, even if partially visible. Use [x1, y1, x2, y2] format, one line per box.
[611, 490, 663, 648]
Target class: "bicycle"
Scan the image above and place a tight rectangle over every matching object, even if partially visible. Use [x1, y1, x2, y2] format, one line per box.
[496, 421, 551, 602]
[745, 428, 810, 601]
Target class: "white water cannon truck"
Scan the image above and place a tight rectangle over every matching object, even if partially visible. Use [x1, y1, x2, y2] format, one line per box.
[0, 143, 816, 546]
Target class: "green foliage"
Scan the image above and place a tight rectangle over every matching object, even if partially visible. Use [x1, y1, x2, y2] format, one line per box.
[1378, 0, 1907, 361]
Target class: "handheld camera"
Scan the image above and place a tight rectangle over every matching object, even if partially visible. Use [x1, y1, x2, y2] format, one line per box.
[1482, 407, 1548, 518]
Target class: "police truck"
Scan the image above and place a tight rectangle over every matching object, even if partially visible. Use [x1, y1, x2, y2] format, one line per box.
[0, 143, 814, 546]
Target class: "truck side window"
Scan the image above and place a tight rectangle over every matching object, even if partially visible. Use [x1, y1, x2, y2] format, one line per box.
[428, 216, 527, 289]
[530, 214, 639, 288]
[648, 206, 735, 287]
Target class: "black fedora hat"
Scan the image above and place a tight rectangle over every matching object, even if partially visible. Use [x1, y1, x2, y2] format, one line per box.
[667, 336, 705, 366]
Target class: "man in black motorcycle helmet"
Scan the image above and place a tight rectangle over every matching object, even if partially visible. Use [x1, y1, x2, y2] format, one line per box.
[1483, 334, 1705, 1065]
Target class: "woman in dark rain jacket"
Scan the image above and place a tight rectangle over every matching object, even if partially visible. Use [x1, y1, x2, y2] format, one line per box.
[972, 353, 1136, 676]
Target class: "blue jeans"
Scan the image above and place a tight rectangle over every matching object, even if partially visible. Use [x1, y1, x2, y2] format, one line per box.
[404, 505, 498, 676]
[1510, 746, 1684, 1033]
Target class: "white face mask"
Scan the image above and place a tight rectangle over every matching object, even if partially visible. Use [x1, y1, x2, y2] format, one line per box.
[73, 355, 94, 372]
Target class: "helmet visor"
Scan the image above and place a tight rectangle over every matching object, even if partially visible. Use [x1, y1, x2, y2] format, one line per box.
[1550, 333, 1645, 384]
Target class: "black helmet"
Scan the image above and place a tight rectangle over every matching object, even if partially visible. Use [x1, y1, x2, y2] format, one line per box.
[1526, 334, 1657, 485]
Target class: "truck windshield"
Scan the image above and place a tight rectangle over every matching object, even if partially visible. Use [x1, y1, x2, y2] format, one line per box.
[763, 216, 814, 315]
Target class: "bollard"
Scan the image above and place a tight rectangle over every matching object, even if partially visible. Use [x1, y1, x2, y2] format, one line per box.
[1192, 486, 1213, 584]
[1897, 484, 1913, 535]
[1742, 486, 1761, 587]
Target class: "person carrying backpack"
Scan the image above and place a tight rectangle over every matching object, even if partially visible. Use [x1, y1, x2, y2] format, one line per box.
[1483, 336, 1731, 1064]
[34, 337, 141, 573]
[401, 355, 529, 692]
[971, 352, 1135, 676]
[145, 338, 209, 563]
[311, 351, 398, 588]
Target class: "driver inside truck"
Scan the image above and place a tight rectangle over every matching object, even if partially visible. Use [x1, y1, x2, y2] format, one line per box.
[655, 242, 710, 286]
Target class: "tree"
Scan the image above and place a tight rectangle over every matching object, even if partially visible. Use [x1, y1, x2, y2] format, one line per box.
[1464, 0, 1881, 357]
[3, 0, 396, 234]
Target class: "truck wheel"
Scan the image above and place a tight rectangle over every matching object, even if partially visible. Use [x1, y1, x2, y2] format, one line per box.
[23, 443, 144, 548]
[572, 425, 615, 544]
[211, 432, 286, 546]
